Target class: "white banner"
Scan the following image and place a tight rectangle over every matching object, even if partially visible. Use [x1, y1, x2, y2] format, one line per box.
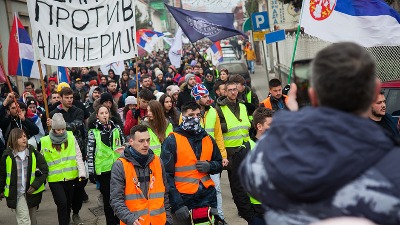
[100, 61, 125, 76]
[27, 0, 137, 67]
[169, 27, 183, 69]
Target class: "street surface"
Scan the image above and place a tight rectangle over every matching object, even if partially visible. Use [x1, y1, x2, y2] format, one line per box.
[0, 64, 270, 225]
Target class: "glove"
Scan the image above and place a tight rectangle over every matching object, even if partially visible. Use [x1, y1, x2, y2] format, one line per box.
[132, 109, 140, 119]
[175, 206, 190, 220]
[195, 161, 210, 173]
[89, 174, 96, 184]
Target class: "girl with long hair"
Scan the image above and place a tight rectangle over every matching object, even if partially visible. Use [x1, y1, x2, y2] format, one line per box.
[141, 100, 173, 156]
[119, 71, 131, 94]
[218, 68, 229, 82]
[87, 106, 125, 225]
[0, 128, 48, 225]
[41, 113, 86, 225]
[159, 94, 179, 128]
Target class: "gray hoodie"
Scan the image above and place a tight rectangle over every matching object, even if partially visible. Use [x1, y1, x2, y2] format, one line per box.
[110, 147, 172, 225]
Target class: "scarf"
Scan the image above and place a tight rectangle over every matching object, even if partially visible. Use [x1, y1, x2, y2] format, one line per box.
[49, 130, 68, 145]
[181, 116, 202, 134]
[129, 146, 149, 168]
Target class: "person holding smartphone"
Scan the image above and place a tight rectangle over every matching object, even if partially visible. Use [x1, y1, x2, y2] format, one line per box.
[240, 42, 400, 225]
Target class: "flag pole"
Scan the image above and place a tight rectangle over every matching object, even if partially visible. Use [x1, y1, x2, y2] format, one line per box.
[287, 1, 307, 84]
[37, 60, 50, 131]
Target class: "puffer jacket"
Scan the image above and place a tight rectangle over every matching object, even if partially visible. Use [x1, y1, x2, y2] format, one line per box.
[240, 107, 400, 225]
[110, 147, 172, 225]
[160, 127, 223, 212]
[0, 145, 48, 209]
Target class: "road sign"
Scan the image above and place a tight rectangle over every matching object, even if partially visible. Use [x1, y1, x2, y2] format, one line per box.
[253, 31, 269, 41]
[265, 30, 286, 44]
[251, 12, 269, 31]
[242, 18, 252, 33]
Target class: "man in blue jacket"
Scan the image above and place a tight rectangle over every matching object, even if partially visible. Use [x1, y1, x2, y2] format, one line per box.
[240, 42, 400, 225]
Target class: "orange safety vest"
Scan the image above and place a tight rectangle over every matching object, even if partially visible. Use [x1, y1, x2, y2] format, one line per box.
[119, 156, 166, 225]
[173, 132, 215, 194]
[260, 94, 289, 110]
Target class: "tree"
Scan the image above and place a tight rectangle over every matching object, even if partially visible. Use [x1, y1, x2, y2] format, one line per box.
[135, 6, 151, 29]
[245, 0, 259, 17]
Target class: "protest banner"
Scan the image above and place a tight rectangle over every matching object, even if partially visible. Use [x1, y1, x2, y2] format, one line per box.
[26, 0, 137, 67]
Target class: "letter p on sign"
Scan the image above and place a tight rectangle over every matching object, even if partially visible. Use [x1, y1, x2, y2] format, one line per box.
[251, 12, 269, 31]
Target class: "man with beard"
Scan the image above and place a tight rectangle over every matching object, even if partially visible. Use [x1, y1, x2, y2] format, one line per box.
[260, 79, 288, 111]
[107, 80, 122, 103]
[176, 74, 197, 110]
[85, 86, 101, 114]
[368, 90, 399, 137]
[140, 74, 155, 93]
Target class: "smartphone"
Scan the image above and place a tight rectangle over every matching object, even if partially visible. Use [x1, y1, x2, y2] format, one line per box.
[293, 59, 312, 108]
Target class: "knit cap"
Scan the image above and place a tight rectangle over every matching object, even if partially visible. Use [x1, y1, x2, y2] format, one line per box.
[125, 96, 137, 106]
[191, 84, 209, 101]
[185, 73, 195, 83]
[100, 92, 113, 104]
[155, 68, 163, 76]
[169, 85, 180, 95]
[128, 80, 137, 89]
[52, 113, 66, 130]
[155, 92, 165, 101]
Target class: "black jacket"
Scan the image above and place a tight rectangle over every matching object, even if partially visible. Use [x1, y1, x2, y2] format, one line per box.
[0, 145, 48, 209]
[240, 107, 400, 225]
[0, 104, 39, 146]
[160, 127, 222, 212]
[176, 84, 194, 110]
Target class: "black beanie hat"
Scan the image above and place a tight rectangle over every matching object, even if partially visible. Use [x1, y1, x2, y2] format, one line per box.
[100, 92, 113, 104]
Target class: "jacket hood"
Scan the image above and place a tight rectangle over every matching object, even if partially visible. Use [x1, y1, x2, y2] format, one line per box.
[262, 107, 395, 201]
[120, 146, 155, 167]
[88, 86, 98, 103]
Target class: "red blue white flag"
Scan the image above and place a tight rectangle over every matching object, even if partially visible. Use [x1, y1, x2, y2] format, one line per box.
[136, 29, 164, 53]
[57, 66, 70, 83]
[206, 41, 223, 65]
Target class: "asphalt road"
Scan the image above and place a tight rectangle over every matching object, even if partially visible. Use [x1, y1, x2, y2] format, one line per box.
[0, 64, 270, 225]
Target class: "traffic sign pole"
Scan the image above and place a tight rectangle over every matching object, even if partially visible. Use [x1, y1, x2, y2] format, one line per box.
[262, 42, 270, 83]
[275, 42, 281, 80]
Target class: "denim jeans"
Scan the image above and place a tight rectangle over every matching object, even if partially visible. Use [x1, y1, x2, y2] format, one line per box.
[210, 173, 224, 220]
[248, 60, 255, 73]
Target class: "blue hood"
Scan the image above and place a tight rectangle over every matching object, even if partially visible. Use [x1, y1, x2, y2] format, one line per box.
[262, 107, 395, 201]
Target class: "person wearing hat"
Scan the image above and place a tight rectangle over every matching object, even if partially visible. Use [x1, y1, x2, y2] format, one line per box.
[189, 84, 229, 224]
[74, 78, 88, 102]
[41, 113, 86, 225]
[85, 86, 101, 114]
[164, 65, 175, 87]
[119, 96, 137, 123]
[154, 68, 167, 93]
[118, 80, 137, 109]
[176, 74, 197, 110]
[203, 71, 216, 100]
[25, 97, 46, 146]
[88, 92, 123, 131]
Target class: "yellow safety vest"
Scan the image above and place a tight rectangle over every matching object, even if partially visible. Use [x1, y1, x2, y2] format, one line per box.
[91, 129, 122, 175]
[4, 151, 45, 197]
[221, 104, 251, 148]
[246, 91, 253, 121]
[148, 123, 173, 156]
[41, 131, 79, 182]
[248, 140, 261, 205]
[203, 107, 217, 138]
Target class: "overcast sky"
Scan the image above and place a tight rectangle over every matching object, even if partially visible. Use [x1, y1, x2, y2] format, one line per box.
[182, 0, 242, 13]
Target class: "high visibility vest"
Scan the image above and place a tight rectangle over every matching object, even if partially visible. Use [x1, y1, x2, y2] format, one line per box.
[91, 129, 122, 175]
[173, 132, 215, 194]
[41, 131, 79, 182]
[203, 107, 217, 138]
[246, 91, 253, 121]
[4, 152, 45, 197]
[119, 156, 166, 225]
[220, 104, 251, 148]
[260, 95, 289, 110]
[148, 123, 173, 156]
[248, 140, 261, 205]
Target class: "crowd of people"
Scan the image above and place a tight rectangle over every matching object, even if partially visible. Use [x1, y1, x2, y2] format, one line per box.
[0, 41, 398, 225]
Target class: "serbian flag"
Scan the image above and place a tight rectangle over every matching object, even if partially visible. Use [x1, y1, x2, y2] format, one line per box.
[57, 66, 70, 83]
[136, 29, 164, 53]
[8, 14, 44, 79]
[206, 41, 223, 65]
[301, 0, 400, 47]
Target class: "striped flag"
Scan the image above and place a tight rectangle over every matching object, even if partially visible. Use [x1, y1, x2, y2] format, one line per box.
[57, 66, 70, 83]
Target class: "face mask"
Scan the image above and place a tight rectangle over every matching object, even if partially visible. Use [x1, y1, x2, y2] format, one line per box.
[181, 116, 201, 134]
